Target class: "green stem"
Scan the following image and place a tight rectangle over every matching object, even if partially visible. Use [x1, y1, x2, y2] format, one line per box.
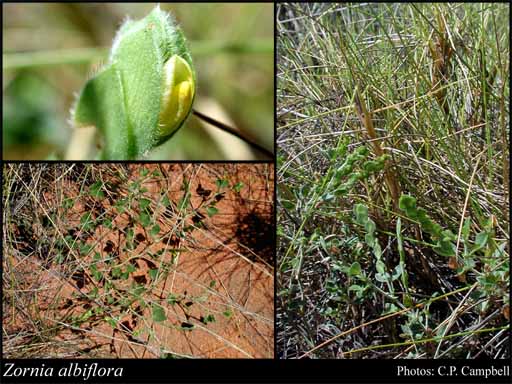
[2, 39, 273, 70]
[192, 110, 273, 159]
[3, 48, 108, 70]
[343, 325, 509, 356]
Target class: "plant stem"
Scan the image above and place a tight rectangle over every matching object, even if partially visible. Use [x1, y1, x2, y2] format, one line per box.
[192, 110, 274, 159]
[298, 285, 473, 358]
[2, 39, 273, 70]
[343, 325, 509, 357]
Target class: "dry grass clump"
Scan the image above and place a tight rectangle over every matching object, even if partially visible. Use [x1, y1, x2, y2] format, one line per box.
[277, 3, 509, 359]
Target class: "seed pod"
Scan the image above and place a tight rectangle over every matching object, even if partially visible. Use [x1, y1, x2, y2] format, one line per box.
[73, 6, 196, 159]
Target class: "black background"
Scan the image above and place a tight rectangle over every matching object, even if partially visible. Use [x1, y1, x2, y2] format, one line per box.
[1, 359, 511, 383]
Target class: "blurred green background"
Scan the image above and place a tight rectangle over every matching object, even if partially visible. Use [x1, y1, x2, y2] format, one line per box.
[2, 3, 274, 160]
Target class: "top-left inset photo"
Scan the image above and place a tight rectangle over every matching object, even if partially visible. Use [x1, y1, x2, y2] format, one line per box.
[3, 3, 274, 160]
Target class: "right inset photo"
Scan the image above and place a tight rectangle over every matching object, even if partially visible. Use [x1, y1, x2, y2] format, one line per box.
[277, 3, 509, 359]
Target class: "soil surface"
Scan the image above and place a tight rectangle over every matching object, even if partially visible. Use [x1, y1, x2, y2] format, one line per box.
[3, 163, 274, 358]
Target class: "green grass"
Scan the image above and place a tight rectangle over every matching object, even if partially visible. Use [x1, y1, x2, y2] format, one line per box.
[277, 3, 509, 359]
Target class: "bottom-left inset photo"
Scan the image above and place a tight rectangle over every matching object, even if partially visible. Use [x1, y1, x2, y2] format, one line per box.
[2, 163, 274, 358]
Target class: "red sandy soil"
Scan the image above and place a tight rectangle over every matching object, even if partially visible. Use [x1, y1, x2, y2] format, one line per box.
[3, 163, 274, 358]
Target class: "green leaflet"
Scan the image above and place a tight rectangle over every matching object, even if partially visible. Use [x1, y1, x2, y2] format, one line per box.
[73, 6, 196, 159]
[320, 145, 389, 202]
[399, 194, 456, 257]
[353, 203, 396, 296]
[152, 303, 167, 322]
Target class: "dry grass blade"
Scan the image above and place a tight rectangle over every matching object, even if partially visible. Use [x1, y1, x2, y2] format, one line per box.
[277, 2, 509, 359]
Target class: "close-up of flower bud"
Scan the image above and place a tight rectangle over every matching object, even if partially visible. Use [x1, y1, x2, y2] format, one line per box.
[73, 6, 197, 159]
[3, 3, 273, 160]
